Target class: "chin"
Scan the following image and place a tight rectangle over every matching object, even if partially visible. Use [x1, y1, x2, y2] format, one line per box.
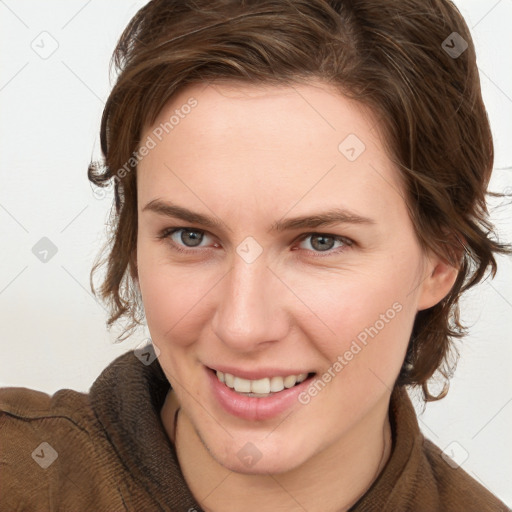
[220, 454, 303, 476]
[204, 433, 311, 476]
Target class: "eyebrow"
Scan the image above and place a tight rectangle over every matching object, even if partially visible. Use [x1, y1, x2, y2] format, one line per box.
[142, 199, 375, 233]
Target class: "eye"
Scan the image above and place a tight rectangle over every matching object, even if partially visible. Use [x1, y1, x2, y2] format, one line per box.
[158, 227, 216, 253]
[295, 232, 353, 257]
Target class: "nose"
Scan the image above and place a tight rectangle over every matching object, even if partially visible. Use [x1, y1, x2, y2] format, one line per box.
[211, 252, 289, 353]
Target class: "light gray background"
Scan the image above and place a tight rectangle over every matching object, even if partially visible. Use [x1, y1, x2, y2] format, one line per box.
[0, 0, 511, 506]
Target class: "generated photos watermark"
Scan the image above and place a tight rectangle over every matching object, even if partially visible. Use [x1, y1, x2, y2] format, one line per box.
[298, 301, 403, 404]
[93, 97, 198, 200]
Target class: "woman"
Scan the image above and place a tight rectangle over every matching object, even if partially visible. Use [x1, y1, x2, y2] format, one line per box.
[1, 0, 510, 510]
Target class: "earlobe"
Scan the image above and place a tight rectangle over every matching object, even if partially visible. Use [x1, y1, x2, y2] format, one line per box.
[417, 257, 459, 311]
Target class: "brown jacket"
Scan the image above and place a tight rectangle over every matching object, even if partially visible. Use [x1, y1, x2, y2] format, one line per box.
[0, 349, 509, 511]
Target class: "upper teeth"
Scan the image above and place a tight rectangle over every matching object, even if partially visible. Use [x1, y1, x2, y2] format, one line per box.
[216, 371, 309, 394]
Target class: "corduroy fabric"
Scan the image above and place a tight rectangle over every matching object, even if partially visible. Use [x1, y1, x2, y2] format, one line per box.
[1, 349, 509, 511]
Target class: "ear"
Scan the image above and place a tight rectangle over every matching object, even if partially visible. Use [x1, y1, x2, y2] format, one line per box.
[416, 252, 459, 311]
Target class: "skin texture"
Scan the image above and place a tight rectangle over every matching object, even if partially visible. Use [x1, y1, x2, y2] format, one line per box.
[134, 81, 458, 511]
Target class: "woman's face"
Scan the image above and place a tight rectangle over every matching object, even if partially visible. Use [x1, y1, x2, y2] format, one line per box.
[135, 81, 451, 474]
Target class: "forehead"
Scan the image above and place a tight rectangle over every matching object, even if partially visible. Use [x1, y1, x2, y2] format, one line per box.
[148, 80, 379, 156]
[137, 80, 405, 229]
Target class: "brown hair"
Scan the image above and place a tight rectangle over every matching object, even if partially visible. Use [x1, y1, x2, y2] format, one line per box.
[88, 0, 511, 401]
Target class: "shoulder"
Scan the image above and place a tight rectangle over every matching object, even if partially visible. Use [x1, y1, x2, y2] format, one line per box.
[421, 436, 510, 511]
[0, 384, 95, 433]
[0, 386, 129, 511]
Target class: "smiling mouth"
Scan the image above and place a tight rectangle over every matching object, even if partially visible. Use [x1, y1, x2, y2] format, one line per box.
[211, 368, 316, 398]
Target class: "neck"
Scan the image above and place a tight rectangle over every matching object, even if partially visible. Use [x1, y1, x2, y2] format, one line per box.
[161, 390, 393, 512]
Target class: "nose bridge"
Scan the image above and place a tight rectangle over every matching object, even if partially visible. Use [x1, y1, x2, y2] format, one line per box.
[212, 250, 286, 351]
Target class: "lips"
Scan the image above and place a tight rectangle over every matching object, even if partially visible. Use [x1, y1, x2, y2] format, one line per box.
[206, 366, 316, 421]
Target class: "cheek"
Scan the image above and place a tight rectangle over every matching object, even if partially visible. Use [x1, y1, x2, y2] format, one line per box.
[291, 269, 418, 421]
[295, 258, 419, 370]
[136, 241, 217, 346]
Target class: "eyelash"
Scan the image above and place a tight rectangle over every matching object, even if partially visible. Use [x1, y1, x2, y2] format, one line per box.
[157, 227, 354, 258]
